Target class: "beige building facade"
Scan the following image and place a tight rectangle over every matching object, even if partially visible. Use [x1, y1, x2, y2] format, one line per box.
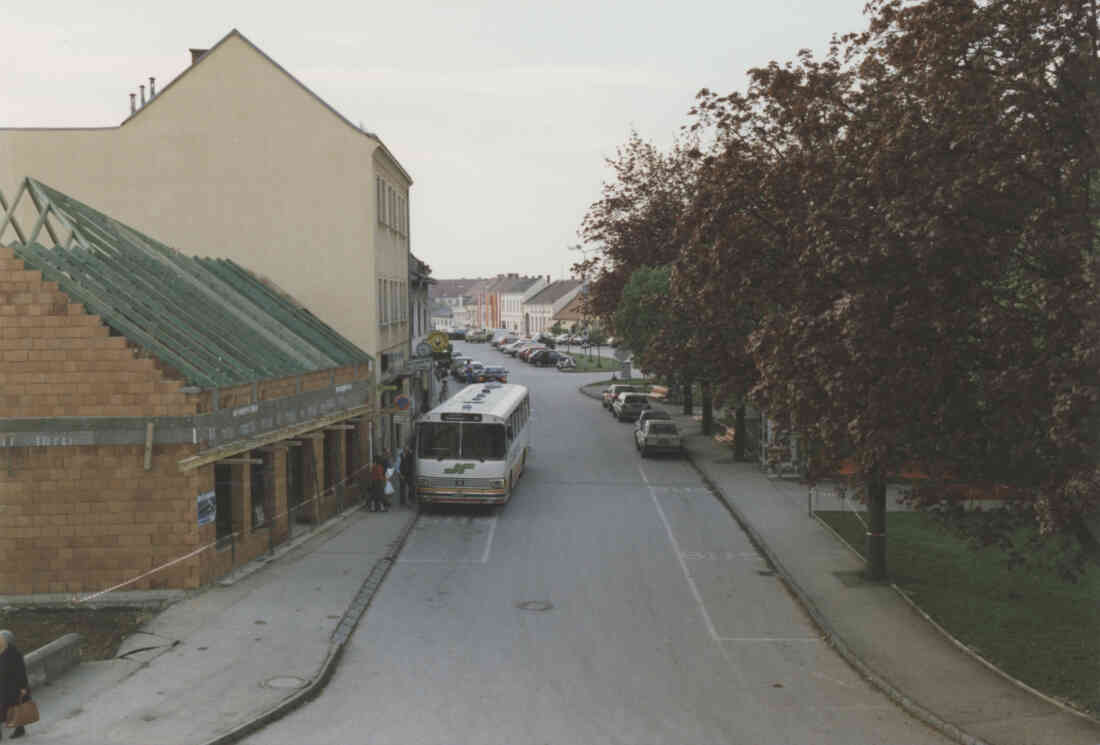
[0, 30, 413, 422]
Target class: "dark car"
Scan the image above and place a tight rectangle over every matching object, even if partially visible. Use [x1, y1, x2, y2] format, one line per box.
[532, 350, 566, 367]
[477, 366, 509, 383]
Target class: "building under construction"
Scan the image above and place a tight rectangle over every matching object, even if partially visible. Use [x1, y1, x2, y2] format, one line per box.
[0, 177, 377, 597]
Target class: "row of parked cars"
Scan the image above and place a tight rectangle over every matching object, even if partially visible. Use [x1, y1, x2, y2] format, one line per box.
[448, 351, 509, 383]
[489, 332, 578, 370]
[601, 383, 683, 458]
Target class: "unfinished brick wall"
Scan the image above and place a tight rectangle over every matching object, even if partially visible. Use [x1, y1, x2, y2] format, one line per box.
[0, 443, 205, 594]
[0, 247, 195, 419]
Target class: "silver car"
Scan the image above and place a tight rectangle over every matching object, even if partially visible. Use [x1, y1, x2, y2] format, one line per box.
[612, 392, 651, 421]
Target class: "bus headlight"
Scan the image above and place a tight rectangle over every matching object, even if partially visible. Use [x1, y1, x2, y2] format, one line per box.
[489, 479, 506, 488]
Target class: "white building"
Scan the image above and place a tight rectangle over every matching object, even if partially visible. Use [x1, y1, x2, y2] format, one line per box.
[523, 280, 584, 335]
[499, 275, 549, 333]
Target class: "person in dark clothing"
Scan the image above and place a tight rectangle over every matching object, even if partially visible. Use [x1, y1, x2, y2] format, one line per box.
[400, 445, 414, 506]
[0, 630, 30, 739]
[369, 457, 387, 512]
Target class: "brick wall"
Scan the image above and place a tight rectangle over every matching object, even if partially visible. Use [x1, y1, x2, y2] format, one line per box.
[0, 247, 195, 419]
[0, 443, 205, 594]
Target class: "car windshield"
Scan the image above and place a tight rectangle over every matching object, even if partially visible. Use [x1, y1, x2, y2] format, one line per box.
[649, 422, 678, 435]
[417, 422, 506, 460]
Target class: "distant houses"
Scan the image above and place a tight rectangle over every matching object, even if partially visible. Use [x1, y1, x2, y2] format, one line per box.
[430, 275, 589, 335]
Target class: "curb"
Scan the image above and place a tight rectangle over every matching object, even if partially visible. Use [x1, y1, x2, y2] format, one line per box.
[681, 447, 992, 745]
[812, 513, 1100, 726]
[198, 508, 420, 745]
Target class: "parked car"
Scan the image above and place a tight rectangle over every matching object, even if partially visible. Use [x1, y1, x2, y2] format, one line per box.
[476, 366, 508, 383]
[448, 328, 467, 340]
[556, 355, 577, 370]
[529, 349, 560, 366]
[634, 420, 682, 457]
[520, 345, 546, 362]
[612, 392, 651, 421]
[635, 408, 671, 435]
[450, 356, 472, 377]
[603, 384, 642, 409]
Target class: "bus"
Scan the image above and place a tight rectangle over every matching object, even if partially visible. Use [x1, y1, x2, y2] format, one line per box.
[414, 383, 531, 505]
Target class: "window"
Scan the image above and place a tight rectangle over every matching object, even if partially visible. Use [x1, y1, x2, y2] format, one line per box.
[377, 177, 384, 225]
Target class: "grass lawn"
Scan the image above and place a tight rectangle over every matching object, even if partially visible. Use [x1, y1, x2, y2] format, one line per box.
[563, 353, 623, 372]
[816, 510, 1100, 716]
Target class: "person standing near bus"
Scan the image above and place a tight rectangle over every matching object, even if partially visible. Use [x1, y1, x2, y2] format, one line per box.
[400, 445, 414, 506]
[369, 457, 387, 512]
[0, 630, 31, 739]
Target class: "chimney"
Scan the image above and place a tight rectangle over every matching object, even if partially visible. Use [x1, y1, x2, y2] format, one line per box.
[190, 48, 209, 65]
[130, 93, 136, 114]
[149, 76, 156, 98]
[139, 85, 146, 106]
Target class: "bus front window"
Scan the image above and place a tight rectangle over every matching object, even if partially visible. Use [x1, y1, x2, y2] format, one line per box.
[460, 424, 506, 460]
[418, 423, 460, 459]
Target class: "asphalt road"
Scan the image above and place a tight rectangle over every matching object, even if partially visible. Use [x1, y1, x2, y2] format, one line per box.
[243, 342, 950, 745]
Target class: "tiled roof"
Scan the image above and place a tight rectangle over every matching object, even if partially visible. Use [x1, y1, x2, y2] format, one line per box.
[4, 178, 372, 388]
[526, 279, 582, 305]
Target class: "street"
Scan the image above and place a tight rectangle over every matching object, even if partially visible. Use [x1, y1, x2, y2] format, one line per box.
[242, 341, 949, 745]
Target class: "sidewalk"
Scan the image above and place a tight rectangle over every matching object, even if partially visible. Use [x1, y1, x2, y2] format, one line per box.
[29, 503, 418, 745]
[590, 382, 1099, 745]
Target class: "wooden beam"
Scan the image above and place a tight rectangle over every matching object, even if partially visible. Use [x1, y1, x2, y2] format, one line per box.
[325, 424, 356, 431]
[143, 421, 154, 471]
[218, 457, 263, 465]
[177, 404, 374, 472]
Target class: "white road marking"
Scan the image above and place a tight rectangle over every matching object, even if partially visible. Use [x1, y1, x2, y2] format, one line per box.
[639, 464, 729, 661]
[811, 671, 857, 688]
[717, 637, 823, 642]
[480, 516, 497, 564]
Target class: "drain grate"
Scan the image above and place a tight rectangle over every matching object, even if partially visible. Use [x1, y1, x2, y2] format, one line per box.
[516, 600, 554, 612]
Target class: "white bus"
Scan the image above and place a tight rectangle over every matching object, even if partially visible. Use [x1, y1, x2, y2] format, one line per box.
[414, 383, 532, 505]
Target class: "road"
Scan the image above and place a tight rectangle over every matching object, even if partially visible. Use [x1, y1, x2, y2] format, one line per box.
[243, 341, 950, 745]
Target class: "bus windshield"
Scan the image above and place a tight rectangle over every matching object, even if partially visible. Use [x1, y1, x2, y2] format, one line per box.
[418, 422, 506, 460]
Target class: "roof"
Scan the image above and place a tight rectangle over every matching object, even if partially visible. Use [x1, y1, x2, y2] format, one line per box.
[554, 293, 588, 321]
[498, 276, 543, 295]
[430, 278, 487, 299]
[3, 178, 372, 389]
[426, 383, 528, 422]
[526, 279, 582, 306]
[120, 29, 412, 185]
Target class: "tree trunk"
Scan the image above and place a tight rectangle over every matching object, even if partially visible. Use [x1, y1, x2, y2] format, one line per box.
[866, 469, 888, 581]
[682, 375, 693, 415]
[701, 382, 713, 435]
[734, 403, 746, 461]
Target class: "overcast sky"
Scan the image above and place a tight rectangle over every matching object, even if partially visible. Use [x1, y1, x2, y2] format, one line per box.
[4, 0, 871, 280]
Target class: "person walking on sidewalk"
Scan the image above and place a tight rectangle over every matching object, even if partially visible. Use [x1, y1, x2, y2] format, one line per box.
[369, 456, 387, 512]
[0, 630, 31, 740]
[383, 450, 396, 510]
[400, 444, 414, 506]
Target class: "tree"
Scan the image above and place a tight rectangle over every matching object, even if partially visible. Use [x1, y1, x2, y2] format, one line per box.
[550, 321, 564, 336]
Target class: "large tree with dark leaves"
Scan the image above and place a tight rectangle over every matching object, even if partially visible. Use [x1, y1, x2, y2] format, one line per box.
[685, 0, 1099, 579]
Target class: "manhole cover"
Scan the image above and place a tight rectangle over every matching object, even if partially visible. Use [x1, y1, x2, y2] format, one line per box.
[516, 600, 554, 612]
[264, 675, 307, 690]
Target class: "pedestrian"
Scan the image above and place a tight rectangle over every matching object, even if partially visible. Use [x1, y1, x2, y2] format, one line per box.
[400, 445, 414, 506]
[0, 629, 32, 740]
[369, 456, 386, 512]
[383, 451, 396, 510]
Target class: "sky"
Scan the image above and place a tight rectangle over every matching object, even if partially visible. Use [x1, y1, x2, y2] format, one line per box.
[3, 0, 872, 280]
